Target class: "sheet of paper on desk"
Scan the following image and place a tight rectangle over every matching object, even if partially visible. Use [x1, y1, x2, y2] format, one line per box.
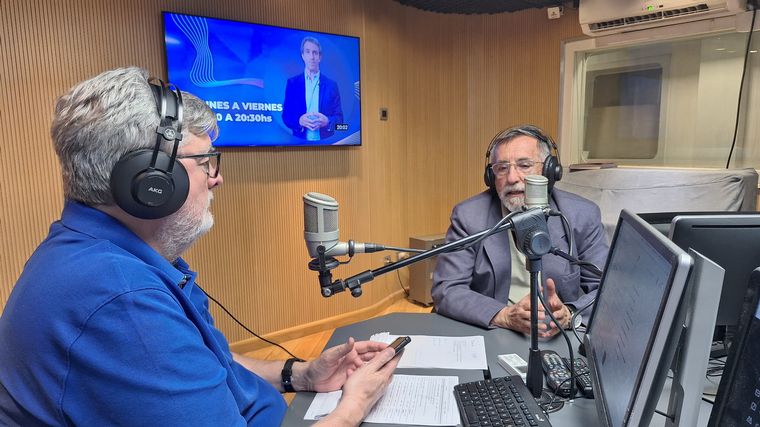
[371, 332, 488, 370]
[304, 374, 460, 426]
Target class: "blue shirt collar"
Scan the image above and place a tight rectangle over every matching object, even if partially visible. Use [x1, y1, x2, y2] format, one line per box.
[59, 200, 192, 287]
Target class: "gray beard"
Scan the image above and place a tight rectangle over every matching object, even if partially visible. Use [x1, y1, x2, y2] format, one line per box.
[498, 183, 526, 213]
[156, 194, 214, 261]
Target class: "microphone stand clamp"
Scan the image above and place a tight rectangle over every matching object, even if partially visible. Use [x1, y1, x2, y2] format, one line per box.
[308, 245, 343, 297]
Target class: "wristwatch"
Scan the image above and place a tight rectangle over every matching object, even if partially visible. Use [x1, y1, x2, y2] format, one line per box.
[281, 357, 304, 392]
[566, 305, 583, 329]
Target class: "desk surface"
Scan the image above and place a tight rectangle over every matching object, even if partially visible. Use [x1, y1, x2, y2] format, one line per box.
[283, 312, 599, 427]
[283, 312, 715, 426]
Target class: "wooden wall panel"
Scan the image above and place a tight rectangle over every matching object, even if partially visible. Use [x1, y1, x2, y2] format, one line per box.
[0, 0, 584, 343]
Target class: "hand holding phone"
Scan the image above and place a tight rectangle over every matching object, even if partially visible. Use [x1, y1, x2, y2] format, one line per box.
[387, 336, 411, 356]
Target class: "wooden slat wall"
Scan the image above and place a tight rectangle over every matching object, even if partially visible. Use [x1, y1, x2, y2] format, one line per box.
[0, 0, 583, 342]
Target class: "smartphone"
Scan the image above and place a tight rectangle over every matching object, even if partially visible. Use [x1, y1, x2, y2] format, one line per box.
[387, 336, 411, 356]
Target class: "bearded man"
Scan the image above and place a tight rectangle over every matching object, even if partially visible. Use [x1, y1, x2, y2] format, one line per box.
[432, 125, 609, 337]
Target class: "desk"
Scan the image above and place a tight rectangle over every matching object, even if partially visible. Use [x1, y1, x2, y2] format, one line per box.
[283, 312, 599, 427]
[283, 312, 716, 426]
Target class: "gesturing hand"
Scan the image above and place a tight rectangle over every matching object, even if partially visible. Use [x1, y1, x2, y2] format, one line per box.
[490, 278, 570, 338]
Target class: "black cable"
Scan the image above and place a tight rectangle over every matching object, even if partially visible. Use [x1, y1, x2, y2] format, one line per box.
[571, 320, 586, 345]
[199, 286, 303, 360]
[725, 7, 758, 168]
[706, 349, 726, 377]
[542, 379, 571, 411]
[540, 385, 570, 413]
[551, 211, 598, 347]
[558, 212, 575, 258]
[541, 373, 593, 412]
[549, 248, 603, 278]
[654, 408, 675, 421]
[396, 269, 409, 296]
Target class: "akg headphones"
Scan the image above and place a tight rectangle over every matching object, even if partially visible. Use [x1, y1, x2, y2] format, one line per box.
[483, 125, 563, 193]
[110, 78, 190, 220]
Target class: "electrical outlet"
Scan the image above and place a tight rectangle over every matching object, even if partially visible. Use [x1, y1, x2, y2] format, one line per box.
[383, 255, 393, 265]
[547, 6, 563, 19]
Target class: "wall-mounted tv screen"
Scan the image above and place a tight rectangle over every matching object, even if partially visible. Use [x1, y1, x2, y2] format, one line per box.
[162, 12, 361, 147]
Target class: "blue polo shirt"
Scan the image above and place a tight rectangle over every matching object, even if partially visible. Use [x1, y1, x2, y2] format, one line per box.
[0, 201, 286, 426]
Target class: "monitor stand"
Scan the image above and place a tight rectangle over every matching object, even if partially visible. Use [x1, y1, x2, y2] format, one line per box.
[665, 249, 724, 427]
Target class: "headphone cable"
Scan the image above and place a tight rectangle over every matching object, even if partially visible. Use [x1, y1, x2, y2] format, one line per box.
[198, 285, 303, 360]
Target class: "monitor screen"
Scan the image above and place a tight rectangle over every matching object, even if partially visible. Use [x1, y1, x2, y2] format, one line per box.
[638, 211, 760, 327]
[669, 213, 760, 326]
[709, 268, 760, 427]
[585, 209, 692, 427]
[162, 12, 361, 147]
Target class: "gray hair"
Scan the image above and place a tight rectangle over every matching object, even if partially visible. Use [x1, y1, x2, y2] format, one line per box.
[300, 36, 322, 54]
[488, 124, 553, 164]
[51, 67, 218, 206]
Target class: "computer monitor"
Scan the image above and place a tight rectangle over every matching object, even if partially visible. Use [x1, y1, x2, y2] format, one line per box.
[584, 209, 693, 427]
[708, 267, 760, 427]
[666, 213, 760, 327]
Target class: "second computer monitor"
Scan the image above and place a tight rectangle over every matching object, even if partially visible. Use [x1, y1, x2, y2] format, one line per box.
[639, 211, 760, 327]
[670, 213, 760, 327]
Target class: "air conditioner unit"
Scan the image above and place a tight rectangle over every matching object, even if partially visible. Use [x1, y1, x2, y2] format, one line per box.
[579, 0, 747, 36]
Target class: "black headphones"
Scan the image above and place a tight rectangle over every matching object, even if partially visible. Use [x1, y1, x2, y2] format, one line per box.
[483, 125, 563, 193]
[110, 78, 189, 219]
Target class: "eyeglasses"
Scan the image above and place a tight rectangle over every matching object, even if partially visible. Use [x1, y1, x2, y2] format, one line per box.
[177, 151, 221, 178]
[490, 160, 543, 177]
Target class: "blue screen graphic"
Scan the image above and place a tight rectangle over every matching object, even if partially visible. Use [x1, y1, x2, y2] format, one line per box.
[163, 12, 361, 147]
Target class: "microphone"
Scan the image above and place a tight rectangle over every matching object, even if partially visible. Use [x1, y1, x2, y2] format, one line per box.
[524, 175, 549, 210]
[303, 192, 384, 258]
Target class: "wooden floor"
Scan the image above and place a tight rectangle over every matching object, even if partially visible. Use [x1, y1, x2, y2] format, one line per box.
[241, 296, 433, 403]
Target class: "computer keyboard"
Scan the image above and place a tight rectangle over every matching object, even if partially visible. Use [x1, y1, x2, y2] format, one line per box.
[454, 375, 552, 427]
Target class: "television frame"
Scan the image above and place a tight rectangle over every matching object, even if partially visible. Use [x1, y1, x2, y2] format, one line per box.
[161, 11, 362, 148]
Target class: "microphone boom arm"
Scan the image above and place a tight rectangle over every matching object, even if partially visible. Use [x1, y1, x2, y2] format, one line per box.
[320, 214, 522, 297]
[320, 208, 555, 299]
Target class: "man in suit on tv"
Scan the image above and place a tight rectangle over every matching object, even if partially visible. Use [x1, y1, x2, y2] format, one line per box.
[283, 36, 344, 141]
[432, 125, 609, 337]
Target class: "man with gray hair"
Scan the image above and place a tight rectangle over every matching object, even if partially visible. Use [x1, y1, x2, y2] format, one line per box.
[0, 67, 398, 426]
[432, 124, 609, 337]
[283, 36, 344, 141]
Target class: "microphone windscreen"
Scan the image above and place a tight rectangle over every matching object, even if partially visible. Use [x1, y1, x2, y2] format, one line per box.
[303, 192, 340, 257]
[524, 175, 549, 209]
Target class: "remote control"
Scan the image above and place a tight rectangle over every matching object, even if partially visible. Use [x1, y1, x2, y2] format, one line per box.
[564, 356, 594, 398]
[540, 350, 573, 398]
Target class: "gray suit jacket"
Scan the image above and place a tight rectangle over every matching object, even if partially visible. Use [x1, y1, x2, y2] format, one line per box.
[432, 189, 609, 328]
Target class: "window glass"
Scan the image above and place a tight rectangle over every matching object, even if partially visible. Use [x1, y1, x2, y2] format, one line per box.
[568, 29, 759, 168]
